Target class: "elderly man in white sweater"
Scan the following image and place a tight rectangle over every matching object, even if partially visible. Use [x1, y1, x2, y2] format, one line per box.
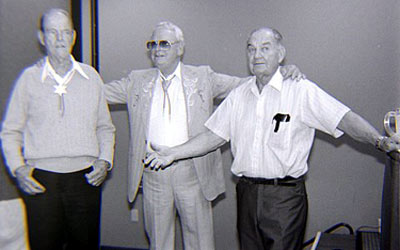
[0, 8, 115, 250]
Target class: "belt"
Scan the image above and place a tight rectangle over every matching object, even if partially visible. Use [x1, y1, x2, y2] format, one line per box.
[240, 175, 303, 186]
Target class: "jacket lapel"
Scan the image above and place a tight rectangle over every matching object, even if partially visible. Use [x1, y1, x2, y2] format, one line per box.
[181, 64, 202, 137]
[140, 69, 158, 137]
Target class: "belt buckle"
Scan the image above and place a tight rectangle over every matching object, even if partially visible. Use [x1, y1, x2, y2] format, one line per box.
[273, 178, 278, 186]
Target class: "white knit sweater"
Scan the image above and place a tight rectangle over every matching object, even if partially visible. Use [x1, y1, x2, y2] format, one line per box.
[1, 61, 115, 174]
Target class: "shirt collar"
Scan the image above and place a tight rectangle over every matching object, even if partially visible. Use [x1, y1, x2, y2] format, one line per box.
[159, 62, 182, 81]
[41, 55, 89, 83]
[250, 66, 283, 95]
[267, 66, 283, 92]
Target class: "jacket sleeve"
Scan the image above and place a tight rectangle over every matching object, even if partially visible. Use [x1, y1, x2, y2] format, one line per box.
[207, 66, 250, 99]
[104, 73, 133, 105]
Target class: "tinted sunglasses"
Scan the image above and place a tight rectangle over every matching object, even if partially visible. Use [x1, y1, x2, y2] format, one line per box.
[146, 40, 179, 50]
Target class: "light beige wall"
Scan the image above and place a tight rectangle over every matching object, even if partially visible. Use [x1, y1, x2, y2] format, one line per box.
[90, 0, 400, 249]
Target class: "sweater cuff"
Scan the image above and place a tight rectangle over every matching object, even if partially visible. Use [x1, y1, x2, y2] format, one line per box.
[8, 156, 26, 177]
[98, 155, 113, 171]
[9, 163, 26, 177]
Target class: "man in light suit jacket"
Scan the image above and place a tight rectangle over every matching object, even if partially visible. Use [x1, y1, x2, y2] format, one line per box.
[104, 21, 302, 250]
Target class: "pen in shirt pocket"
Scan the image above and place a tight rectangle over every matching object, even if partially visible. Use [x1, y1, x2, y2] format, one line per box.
[272, 113, 290, 132]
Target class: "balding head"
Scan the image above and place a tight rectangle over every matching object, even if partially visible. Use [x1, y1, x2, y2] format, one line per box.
[246, 27, 286, 85]
[38, 8, 76, 61]
[247, 27, 283, 45]
[40, 8, 73, 32]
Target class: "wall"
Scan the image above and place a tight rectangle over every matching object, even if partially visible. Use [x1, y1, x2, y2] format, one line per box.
[90, 0, 400, 249]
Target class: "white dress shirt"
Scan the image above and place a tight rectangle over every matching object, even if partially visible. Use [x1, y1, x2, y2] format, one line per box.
[41, 56, 89, 85]
[205, 67, 351, 179]
[148, 62, 189, 147]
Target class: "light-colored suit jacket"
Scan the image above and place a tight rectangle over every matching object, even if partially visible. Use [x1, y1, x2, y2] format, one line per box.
[105, 64, 249, 202]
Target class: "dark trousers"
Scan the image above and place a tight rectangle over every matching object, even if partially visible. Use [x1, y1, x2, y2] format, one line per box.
[236, 176, 308, 250]
[21, 168, 101, 250]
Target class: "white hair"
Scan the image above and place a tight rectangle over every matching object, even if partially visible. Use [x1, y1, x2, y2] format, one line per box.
[154, 21, 184, 44]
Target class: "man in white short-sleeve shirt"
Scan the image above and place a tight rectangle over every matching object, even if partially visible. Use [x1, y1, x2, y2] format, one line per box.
[144, 27, 400, 250]
[205, 67, 350, 181]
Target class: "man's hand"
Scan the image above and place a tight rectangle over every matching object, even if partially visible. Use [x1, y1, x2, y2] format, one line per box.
[15, 165, 46, 195]
[280, 64, 306, 81]
[85, 159, 109, 186]
[379, 136, 400, 153]
[144, 143, 175, 171]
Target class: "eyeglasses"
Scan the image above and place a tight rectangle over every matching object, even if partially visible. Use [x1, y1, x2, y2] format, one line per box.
[146, 40, 179, 50]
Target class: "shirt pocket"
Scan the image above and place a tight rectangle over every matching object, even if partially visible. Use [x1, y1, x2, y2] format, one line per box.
[268, 118, 291, 151]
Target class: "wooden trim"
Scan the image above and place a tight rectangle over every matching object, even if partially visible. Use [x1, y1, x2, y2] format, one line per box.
[70, 0, 82, 62]
[90, 0, 99, 71]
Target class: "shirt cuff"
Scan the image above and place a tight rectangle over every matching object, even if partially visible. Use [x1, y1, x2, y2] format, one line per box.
[332, 108, 351, 138]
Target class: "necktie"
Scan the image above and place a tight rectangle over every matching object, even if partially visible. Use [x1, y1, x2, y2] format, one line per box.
[161, 75, 175, 116]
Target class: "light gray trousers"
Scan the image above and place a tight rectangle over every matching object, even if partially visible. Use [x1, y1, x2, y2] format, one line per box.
[143, 160, 215, 250]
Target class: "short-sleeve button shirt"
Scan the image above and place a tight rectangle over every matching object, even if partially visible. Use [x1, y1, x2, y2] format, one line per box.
[205, 68, 350, 179]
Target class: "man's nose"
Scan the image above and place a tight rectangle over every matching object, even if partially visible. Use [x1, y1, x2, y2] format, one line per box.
[154, 43, 163, 51]
[154, 48, 163, 55]
[56, 32, 63, 41]
[254, 48, 262, 58]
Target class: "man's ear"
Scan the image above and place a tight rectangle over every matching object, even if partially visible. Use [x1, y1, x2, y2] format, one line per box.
[38, 30, 45, 46]
[278, 45, 286, 64]
[177, 42, 185, 57]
